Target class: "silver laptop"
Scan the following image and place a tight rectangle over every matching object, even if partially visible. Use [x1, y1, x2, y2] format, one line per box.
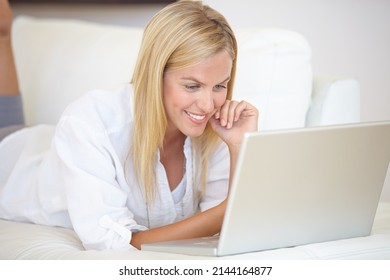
[141, 121, 390, 256]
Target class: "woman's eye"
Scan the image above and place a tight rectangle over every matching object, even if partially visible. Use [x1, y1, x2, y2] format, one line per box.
[214, 84, 227, 91]
[185, 85, 200, 91]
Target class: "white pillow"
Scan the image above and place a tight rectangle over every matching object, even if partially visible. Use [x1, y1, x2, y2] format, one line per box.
[13, 16, 142, 126]
[13, 17, 312, 130]
[234, 28, 312, 130]
[306, 78, 360, 126]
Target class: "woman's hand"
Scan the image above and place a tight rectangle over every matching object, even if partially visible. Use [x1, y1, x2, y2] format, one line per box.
[210, 100, 259, 149]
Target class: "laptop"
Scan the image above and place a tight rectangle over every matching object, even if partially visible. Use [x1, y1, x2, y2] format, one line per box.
[141, 121, 390, 256]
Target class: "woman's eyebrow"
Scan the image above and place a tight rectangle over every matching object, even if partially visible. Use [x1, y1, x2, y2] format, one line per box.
[181, 76, 230, 85]
[219, 76, 231, 84]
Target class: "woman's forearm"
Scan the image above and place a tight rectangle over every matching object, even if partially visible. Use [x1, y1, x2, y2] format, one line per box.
[227, 143, 240, 191]
[130, 200, 226, 250]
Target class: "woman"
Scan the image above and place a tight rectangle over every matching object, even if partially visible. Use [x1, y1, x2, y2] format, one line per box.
[0, 0, 258, 250]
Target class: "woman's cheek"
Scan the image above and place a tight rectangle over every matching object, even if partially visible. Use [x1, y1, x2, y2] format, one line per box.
[214, 93, 228, 108]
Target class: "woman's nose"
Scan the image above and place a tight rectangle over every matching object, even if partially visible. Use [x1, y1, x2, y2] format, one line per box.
[197, 89, 214, 113]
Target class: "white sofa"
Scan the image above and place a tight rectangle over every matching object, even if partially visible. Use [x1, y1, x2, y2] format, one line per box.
[1, 16, 389, 260]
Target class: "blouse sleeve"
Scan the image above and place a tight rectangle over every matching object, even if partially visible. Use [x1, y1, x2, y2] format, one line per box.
[199, 142, 230, 211]
[53, 115, 147, 251]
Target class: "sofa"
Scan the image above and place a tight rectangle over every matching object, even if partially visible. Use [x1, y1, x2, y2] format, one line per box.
[1, 16, 389, 260]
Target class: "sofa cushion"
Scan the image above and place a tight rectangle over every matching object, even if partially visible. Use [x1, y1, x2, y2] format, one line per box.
[12, 16, 312, 130]
[12, 16, 142, 126]
[235, 28, 312, 130]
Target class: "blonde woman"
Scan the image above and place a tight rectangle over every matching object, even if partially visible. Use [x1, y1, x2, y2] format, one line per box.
[0, 0, 258, 250]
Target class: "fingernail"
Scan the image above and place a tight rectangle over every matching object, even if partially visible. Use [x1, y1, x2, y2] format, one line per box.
[227, 121, 232, 129]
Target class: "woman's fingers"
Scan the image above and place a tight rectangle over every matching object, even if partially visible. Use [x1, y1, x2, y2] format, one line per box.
[215, 100, 256, 129]
[216, 100, 238, 129]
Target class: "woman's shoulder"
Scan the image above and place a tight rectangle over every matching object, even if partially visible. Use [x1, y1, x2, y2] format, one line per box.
[59, 84, 134, 130]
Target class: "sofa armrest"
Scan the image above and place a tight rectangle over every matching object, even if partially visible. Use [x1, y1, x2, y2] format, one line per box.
[305, 77, 360, 127]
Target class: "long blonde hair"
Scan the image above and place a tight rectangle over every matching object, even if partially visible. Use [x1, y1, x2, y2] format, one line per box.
[131, 0, 237, 203]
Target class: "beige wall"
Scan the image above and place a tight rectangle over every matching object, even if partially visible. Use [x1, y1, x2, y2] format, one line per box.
[12, 3, 163, 27]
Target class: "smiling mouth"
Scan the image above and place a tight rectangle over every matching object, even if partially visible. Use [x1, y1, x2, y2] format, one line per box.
[185, 111, 207, 122]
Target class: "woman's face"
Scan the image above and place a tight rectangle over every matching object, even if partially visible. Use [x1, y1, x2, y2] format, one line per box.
[163, 50, 232, 138]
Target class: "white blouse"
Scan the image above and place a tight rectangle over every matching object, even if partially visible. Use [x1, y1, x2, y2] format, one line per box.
[0, 85, 230, 251]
